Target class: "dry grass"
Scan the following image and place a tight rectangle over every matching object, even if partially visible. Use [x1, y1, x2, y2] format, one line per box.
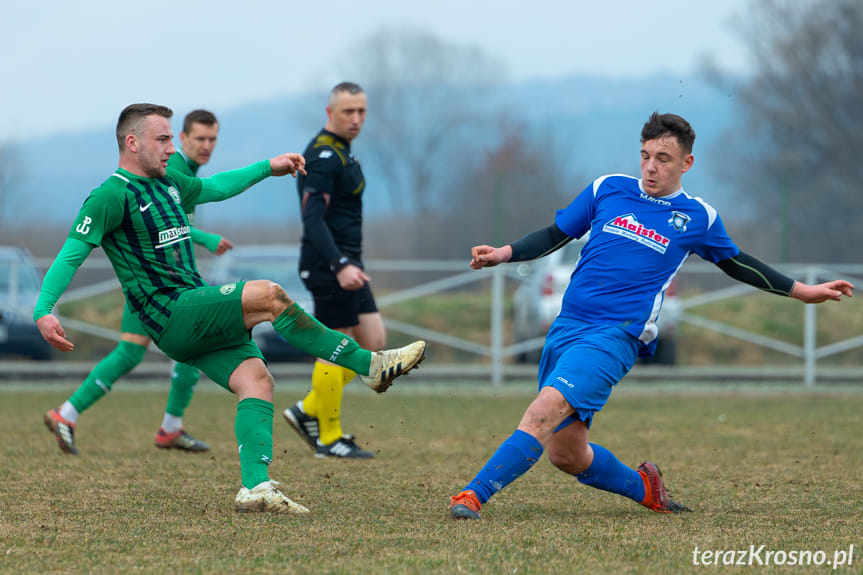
[1, 381, 862, 574]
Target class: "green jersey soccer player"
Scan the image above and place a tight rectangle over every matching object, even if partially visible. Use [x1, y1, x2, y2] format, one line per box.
[35, 103, 426, 514]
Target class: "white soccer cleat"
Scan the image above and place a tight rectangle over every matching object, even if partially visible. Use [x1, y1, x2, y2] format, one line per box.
[361, 340, 427, 393]
[234, 480, 310, 514]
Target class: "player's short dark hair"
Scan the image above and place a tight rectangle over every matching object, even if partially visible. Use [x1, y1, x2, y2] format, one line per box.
[329, 82, 364, 105]
[183, 109, 218, 134]
[116, 103, 173, 152]
[641, 112, 696, 154]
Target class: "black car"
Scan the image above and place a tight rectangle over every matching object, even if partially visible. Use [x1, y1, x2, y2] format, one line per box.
[0, 246, 53, 360]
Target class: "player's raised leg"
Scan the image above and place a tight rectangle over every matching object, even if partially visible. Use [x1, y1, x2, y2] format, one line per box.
[242, 280, 426, 390]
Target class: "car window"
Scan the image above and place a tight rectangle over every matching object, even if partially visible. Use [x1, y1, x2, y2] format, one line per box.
[0, 255, 42, 293]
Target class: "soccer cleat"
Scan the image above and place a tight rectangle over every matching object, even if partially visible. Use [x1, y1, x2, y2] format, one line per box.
[234, 479, 310, 514]
[315, 435, 374, 459]
[450, 490, 482, 520]
[155, 428, 210, 452]
[361, 340, 427, 393]
[44, 409, 79, 455]
[637, 461, 691, 513]
[282, 401, 320, 450]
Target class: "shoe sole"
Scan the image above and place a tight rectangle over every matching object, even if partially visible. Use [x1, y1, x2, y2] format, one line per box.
[155, 442, 210, 452]
[451, 504, 480, 520]
[234, 501, 310, 514]
[639, 461, 691, 513]
[282, 410, 318, 451]
[314, 451, 375, 459]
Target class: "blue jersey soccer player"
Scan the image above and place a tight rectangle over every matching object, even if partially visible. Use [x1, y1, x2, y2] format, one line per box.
[449, 112, 854, 520]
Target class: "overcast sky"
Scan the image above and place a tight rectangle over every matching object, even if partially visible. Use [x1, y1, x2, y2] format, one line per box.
[1, 0, 752, 143]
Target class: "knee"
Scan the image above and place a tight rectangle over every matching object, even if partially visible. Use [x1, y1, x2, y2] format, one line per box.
[228, 358, 275, 399]
[241, 369, 274, 399]
[547, 443, 591, 475]
[258, 280, 294, 308]
[245, 280, 295, 318]
[256, 370, 275, 393]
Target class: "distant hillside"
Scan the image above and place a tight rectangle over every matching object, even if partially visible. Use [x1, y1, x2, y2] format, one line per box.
[7, 73, 740, 229]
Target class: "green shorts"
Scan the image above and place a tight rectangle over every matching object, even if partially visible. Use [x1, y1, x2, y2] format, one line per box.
[120, 304, 148, 336]
[156, 281, 264, 389]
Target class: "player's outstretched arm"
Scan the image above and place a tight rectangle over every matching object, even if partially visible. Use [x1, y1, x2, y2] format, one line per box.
[194, 154, 305, 206]
[269, 153, 306, 177]
[470, 245, 513, 269]
[789, 280, 854, 304]
[33, 238, 94, 352]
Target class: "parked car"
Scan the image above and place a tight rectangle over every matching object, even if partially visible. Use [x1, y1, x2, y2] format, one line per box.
[0, 246, 53, 360]
[511, 239, 679, 364]
[206, 244, 313, 363]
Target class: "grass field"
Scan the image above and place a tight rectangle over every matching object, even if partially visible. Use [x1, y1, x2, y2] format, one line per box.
[2, 380, 862, 574]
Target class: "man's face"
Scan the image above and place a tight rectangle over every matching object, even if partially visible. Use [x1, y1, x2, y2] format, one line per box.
[640, 135, 693, 197]
[180, 122, 219, 166]
[325, 91, 367, 141]
[133, 115, 175, 178]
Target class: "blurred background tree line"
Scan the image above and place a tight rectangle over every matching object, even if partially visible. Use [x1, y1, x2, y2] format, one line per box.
[1, 0, 860, 264]
[353, 0, 863, 264]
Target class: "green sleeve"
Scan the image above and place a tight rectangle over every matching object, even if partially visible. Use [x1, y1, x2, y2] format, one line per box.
[33, 238, 94, 320]
[190, 227, 222, 252]
[197, 160, 272, 204]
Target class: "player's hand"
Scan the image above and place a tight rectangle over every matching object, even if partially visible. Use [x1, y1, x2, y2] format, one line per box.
[470, 245, 512, 269]
[269, 153, 307, 178]
[36, 315, 74, 352]
[214, 237, 234, 256]
[790, 280, 855, 303]
[336, 264, 370, 291]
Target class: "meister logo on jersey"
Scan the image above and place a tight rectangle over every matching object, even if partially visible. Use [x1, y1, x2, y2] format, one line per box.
[603, 213, 671, 254]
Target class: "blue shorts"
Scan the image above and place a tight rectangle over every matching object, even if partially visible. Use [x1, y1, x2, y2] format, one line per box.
[538, 317, 639, 429]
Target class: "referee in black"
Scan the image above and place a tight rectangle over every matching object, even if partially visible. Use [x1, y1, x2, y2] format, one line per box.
[283, 82, 384, 458]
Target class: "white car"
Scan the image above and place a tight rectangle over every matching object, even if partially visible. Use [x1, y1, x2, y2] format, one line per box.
[511, 239, 679, 364]
[206, 244, 313, 363]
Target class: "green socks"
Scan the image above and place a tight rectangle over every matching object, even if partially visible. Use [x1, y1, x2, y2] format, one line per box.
[236, 398, 274, 489]
[164, 362, 200, 418]
[68, 341, 147, 413]
[271, 303, 372, 374]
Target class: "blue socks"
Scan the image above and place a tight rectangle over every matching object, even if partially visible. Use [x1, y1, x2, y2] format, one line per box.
[576, 443, 645, 502]
[462, 435, 644, 507]
[464, 429, 544, 504]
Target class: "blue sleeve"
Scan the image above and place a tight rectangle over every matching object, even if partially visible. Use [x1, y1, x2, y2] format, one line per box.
[554, 181, 597, 240]
[691, 212, 740, 263]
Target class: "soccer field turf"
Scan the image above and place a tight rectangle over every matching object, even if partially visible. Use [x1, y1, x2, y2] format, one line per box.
[2, 381, 861, 574]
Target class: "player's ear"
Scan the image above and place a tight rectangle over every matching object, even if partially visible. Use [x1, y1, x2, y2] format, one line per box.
[126, 133, 138, 153]
[681, 154, 694, 174]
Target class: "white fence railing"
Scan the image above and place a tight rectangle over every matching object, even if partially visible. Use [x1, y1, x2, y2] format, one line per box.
[4, 258, 863, 386]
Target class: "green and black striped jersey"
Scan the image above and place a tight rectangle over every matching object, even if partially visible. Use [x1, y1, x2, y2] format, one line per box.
[168, 150, 219, 249]
[67, 167, 206, 336]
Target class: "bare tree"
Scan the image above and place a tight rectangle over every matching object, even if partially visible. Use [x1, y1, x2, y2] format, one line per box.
[342, 27, 506, 221]
[428, 121, 577, 259]
[722, 0, 863, 262]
